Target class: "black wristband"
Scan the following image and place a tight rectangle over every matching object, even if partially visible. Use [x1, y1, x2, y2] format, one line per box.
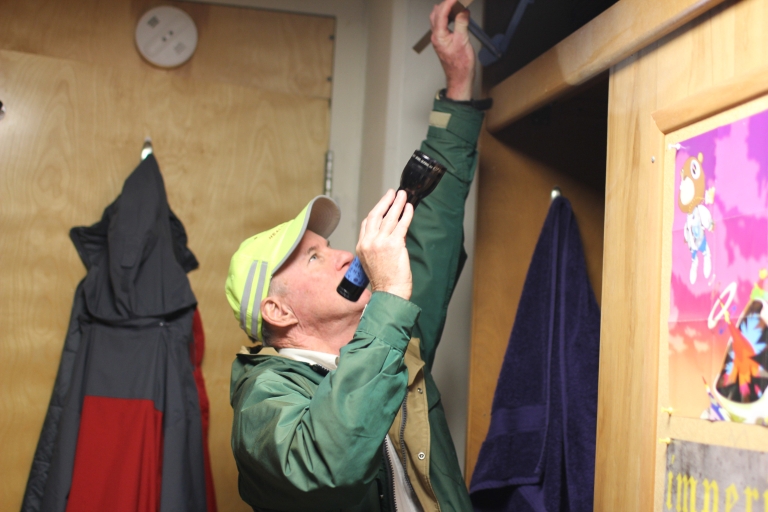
[437, 88, 493, 111]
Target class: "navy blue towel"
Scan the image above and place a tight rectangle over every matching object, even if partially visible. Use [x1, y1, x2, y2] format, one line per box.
[469, 196, 600, 512]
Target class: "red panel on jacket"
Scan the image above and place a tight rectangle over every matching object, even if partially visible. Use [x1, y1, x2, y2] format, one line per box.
[191, 309, 217, 512]
[66, 396, 163, 512]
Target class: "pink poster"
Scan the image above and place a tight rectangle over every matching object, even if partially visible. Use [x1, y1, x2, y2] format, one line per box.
[669, 108, 768, 424]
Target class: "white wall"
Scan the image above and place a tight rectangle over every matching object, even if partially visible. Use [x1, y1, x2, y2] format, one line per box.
[189, 0, 483, 474]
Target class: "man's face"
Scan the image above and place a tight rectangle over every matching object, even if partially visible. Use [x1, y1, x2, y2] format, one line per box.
[271, 229, 371, 329]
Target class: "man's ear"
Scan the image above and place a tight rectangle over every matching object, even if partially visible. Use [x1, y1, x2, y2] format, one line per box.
[260, 296, 298, 329]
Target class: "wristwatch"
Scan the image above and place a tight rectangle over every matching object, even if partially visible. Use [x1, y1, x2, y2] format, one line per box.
[437, 88, 493, 111]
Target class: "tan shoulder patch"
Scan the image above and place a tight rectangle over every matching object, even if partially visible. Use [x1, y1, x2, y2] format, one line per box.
[428, 111, 451, 129]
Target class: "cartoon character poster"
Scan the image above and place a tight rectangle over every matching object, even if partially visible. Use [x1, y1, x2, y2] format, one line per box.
[668, 107, 768, 425]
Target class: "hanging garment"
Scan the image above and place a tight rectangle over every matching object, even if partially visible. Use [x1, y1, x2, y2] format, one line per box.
[191, 310, 218, 512]
[21, 155, 215, 512]
[469, 196, 600, 512]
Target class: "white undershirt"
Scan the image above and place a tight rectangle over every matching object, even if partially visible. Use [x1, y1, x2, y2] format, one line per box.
[277, 347, 420, 511]
[277, 348, 339, 369]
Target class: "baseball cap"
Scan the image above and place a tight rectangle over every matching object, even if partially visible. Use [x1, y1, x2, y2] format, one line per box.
[225, 195, 341, 340]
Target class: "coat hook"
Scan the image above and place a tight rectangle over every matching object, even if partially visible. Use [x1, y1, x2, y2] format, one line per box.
[141, 137, 153, 160]
[0, 100, 5, 121]
[551, 186, 561, 201]
[661, 406, 673, 415]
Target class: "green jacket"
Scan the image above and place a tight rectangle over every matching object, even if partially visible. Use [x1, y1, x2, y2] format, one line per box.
[230, 97, 484, 512]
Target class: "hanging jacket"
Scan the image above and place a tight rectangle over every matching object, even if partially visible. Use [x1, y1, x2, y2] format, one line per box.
[469, 197, 601, 512]
[21, 155, 214, 512]
[230, 96, 484, 512]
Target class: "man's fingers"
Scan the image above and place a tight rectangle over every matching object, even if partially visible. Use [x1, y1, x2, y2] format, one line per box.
[380, 190, 408, 233]
[366, 189, 396, 232]
[431, 0, 456, 38]
[453, 9, 469, 36]
[393, 203, 414, 239]
[429, 4, 438, 31]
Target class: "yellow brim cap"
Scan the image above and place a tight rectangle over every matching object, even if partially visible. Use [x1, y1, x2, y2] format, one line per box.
[225, 195, 340, 340]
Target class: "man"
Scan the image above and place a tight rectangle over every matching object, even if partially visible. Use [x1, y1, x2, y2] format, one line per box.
[225, 1, 485, 510]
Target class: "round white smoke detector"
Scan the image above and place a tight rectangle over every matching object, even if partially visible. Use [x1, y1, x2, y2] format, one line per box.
[135, 6, 198, 68]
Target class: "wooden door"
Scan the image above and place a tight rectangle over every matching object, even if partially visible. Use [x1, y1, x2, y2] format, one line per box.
[0, 1, 334, 511]
[600, 0, 768, 509]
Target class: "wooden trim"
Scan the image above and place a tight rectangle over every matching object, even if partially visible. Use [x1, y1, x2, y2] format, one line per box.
[652, 66, 768, 134]
[594, 53, 668, 510]
[486, 0, 727, 133]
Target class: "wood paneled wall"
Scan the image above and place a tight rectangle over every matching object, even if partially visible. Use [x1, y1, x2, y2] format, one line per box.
[0, 2, 333, 511]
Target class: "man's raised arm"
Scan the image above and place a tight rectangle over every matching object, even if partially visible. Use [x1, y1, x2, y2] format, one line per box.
[408, 0, 485, 370]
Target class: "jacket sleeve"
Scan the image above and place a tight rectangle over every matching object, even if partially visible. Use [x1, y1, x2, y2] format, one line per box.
[407, 97, 484, 370]
[231, 292, 420, 511]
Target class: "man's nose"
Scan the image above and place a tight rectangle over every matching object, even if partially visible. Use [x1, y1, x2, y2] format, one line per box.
[336, 250, 354, 270]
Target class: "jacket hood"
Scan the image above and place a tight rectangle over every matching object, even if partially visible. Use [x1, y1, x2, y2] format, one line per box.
[70, 155, 198, 322]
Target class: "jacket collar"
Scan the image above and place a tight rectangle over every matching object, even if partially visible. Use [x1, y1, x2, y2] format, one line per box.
[277, 348, 339, 371]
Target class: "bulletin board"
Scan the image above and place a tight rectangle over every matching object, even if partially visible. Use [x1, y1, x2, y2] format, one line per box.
[654, 76, 768, 511]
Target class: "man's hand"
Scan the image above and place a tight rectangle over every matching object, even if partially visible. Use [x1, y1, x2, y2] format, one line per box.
[357, 190, 414, 301]
[430, 0, 476, 101]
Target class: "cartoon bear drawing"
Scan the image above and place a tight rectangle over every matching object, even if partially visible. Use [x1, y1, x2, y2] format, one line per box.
[678, 153, 714, 285]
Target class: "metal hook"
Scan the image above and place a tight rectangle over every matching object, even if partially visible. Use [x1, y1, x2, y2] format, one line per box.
[551, 186, 561, 202]
[0, 100, 5, 121]
[141, 137, 153, 160]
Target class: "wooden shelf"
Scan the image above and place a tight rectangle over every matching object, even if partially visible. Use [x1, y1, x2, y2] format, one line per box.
[486, 0, 727, 133]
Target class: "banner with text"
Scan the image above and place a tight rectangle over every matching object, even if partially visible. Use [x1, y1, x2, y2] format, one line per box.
[665, 440, 768, 511]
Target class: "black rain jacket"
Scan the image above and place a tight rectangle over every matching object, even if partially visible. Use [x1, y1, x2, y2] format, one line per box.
[21, 155, 208, 512]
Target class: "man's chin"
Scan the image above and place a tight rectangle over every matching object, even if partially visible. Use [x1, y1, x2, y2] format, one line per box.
[334, 288, 371, 310]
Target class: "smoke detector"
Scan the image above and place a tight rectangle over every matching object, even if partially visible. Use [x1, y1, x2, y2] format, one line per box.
[135, 6, 198, 68]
